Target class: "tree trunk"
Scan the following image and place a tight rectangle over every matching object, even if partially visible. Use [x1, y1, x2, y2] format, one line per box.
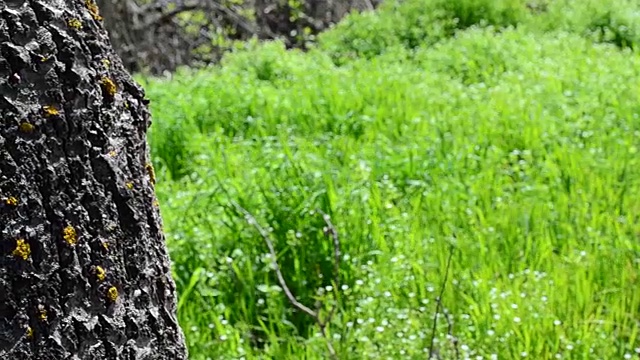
[0, 1, 187, 359]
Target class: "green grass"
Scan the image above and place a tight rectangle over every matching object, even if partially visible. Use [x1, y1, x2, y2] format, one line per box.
[137, 1, 640, 358]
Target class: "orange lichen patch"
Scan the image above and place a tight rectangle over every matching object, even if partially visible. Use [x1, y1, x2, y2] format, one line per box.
[108, 150, 117, 157]
[145, 163, 156, 185]
[5, 196, 18, 206]
[68, 18, 82, 29]
[100, 77, 117, 97]
[95, 266, 107, 281]
[85, 0, 103, 21]
[63, 225, 77, 246]
[101, 241, 109, 250]
[26, 326, 33, 339]
[12, 239, 30, 260]
[152, 200, 159, 207]
[43, 105, 59, 117]
[107, 286, 118, 302]
[101, 59, 111, 69]
[19, 122, 35, 133]
[125, 182, 134, 190]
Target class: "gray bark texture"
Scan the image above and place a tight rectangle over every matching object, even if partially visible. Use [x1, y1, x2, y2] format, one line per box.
[0, 1, 188, 359]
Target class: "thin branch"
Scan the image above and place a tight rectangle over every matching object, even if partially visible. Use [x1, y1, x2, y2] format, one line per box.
[209, 1, 257, 35]
[318, 209, 341, 326]
[233, 202, 317, 318]
[444, 309, 460, 360]
[428, 246, 455, 359]
[232, 202, 341, 359]
[149, 2, 200, 28]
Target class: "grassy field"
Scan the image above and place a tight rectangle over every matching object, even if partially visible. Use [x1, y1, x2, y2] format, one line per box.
[137, 0, 640, 358]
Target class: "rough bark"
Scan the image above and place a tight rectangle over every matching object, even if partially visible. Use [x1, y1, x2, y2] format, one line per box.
[0, 1, 187, 359]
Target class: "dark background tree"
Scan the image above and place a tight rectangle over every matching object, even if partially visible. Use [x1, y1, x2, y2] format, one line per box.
[95, 0, 382, 75]
[0, 1, 187, 358]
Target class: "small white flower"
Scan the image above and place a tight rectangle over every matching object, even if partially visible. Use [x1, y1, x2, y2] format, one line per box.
[511, 304, 518, 309]
[554, 320, 561, 326]
[513, 317, 521, 323]
[521, 352, 527, 357]
[376, 326, 384, 333]
[487, 329, 495, 336]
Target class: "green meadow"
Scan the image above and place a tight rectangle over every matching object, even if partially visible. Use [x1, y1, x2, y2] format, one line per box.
[137, 0, 640, 358]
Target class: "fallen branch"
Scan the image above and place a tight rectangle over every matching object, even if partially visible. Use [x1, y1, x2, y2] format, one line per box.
[428, 245, 456, 359]
[232, 202, 340, 359]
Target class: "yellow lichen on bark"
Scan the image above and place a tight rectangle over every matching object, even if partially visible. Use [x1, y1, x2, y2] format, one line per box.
[38, 306, 47, 322]
[146, 163, 156, 185]
[96, 266, 107, 281]
[101, 77, 117, 97]
[12, 239, 30, 260]
[68, 18, 82, 29]
[43, 105, 59, 117]
[107, 286, 118, 302]
[85, 0, 103, 21]
[19, 122, 35, 133]
[63, 225, 77, 246]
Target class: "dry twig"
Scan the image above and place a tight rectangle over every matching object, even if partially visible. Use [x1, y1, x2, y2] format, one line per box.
[232, 202, 341, 359]
[428, 246, 456, 359]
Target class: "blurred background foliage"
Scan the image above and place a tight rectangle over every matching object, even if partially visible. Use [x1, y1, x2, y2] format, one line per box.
[96, 0, 381, 74]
